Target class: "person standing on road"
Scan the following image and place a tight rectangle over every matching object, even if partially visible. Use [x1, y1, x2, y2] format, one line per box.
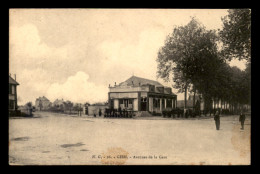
[239, 111, 246, 130]
[214, 109, 220, 130]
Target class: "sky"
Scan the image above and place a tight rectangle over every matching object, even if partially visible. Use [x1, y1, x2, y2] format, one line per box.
[9, 9, 247, 105]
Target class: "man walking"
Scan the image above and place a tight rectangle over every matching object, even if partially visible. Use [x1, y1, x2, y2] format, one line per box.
[239, 111, 246, 130]
[214, 110, 220, 130]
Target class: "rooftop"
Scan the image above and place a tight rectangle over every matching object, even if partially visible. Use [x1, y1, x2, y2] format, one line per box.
[36, 96, 50, 101]
[9, 75, 19, 85]
[119, 75, 164, 87]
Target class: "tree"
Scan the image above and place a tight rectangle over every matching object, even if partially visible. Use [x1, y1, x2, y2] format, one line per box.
[157, 18, 220, 110]
[64, 101, 73, 114]
[25, 102, 32, 108]
[39, 100, 43, 111]
[219, 9, 251, 62]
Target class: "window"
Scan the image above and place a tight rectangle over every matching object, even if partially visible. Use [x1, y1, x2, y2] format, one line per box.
[166, 99, 172, 108]
[141, 97, 147, 102]
[153, 98, 160, 108]
[120, 99, 133, 108]
[9, 84, 12, 94]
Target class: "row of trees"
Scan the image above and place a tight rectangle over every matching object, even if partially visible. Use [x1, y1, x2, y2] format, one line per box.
[157, 9, 251, 113]
[25, 101, 91, 114]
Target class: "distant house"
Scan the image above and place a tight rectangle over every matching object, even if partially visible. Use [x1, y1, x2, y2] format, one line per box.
[53, 99, 65, 109]
[177, 94, 203, 110]
[9, 75, 19, 110]
[35, 96, 52, 111]
[87, 103, 108, 116]
[108, 75, 177, 114]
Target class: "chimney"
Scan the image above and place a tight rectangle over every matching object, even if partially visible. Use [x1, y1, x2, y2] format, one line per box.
[132, 81, 134, 86]
[14, 74, 16, 80]
[139, 82, 140, 86]
[114, 82, 116, 86]
[109, 84, 110, 87]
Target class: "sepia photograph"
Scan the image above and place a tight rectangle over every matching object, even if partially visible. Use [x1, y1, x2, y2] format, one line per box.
[9, 8, 251, 165]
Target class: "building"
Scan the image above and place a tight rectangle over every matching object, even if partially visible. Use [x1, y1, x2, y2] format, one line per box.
[177, 94, 203, 109]
[108, 76, 177, 114]
[177, 94, 206, 115]
[53, 98, 65, 108]
[35, 96, 52, 111]
[87, 103, 108, 116]
[9, 75, 19, 110]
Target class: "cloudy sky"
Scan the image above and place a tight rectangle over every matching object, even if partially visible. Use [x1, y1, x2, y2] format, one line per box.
[9, 9, 247, 105]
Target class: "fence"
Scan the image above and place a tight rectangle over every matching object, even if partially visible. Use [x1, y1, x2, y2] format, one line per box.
[104, 108, 134, 118]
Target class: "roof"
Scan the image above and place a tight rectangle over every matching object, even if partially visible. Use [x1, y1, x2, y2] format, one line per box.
[119, 75, 163, 87]
[9, 76, 19, 85]
[37, 96, 50, 101]
[53, 99, 64, 105]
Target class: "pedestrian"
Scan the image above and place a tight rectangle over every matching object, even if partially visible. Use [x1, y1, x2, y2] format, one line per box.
[99, 109, 102, 117]
[239, 111, 246, 130]
[214, 109, 220, 130]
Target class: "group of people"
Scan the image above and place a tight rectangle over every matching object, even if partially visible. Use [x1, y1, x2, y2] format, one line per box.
[214, 109, 246, 130]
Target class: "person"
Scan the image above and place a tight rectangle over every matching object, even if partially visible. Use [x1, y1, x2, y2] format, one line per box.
[99, 109, 102, 117]
[214, 110, 220, 130]
[118, 106, 122, 117]
[239, 111, 246, 130]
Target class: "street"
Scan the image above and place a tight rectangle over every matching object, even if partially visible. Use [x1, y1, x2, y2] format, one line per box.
[9, 111, 251, 165]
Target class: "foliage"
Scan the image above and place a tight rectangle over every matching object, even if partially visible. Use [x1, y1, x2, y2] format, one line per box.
[157, 18, 221, 98]
[219, 9, 251, 61]
[157, 17, 251, 112]
[25, 102, 32, 108]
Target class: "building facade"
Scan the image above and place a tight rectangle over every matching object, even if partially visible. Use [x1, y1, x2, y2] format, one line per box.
[53, 99, 65, 108]
[35, 96, 52, 111]
[9, 75, 19, 110]
[108, 76, 177, 113]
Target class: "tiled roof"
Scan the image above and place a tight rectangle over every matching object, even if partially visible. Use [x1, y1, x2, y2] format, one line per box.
[119, 75, 163, 87]
[9, 76, 19, 85]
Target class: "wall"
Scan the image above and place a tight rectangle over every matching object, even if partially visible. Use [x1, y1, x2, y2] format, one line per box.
[88, 105, 109, 116]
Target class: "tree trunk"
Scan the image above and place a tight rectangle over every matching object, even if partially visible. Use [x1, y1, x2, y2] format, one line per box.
[184, 85, 187, 110]
[193, 89, 196, 112]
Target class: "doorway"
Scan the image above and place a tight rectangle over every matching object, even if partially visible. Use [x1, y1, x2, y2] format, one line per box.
[141, 97, 147, 111]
